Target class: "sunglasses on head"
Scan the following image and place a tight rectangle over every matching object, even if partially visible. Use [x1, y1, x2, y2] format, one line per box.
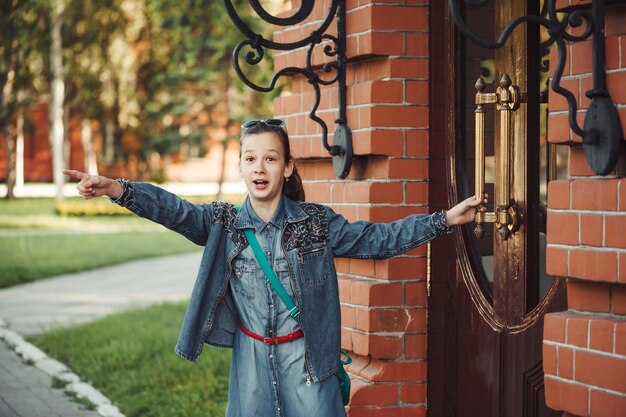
[241, 119, 287, 130]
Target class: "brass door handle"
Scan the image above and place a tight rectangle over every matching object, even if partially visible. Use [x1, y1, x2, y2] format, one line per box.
[474, 74, 524, 240]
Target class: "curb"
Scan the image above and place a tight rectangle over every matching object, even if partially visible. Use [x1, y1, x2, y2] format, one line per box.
[0, 318, 126, 417]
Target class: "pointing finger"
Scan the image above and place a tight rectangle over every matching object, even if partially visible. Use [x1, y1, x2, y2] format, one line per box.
[63, 169, 89, 181]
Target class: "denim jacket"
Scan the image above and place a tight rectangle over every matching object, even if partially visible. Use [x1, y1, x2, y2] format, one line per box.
[113, 181, 451, 382]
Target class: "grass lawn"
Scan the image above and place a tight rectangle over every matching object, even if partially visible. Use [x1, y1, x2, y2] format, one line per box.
[0, 232, 201, 288]
[0, 195, 245, 288]
[29, 302, 231, 417]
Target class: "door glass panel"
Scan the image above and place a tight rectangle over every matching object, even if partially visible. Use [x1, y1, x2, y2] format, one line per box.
[533, 0, 569, 307]
[461, 2, 496, 296]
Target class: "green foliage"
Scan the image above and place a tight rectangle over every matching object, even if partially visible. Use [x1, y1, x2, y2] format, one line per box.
[55, 198, 133, 216]
[29, 302, 231, 417]
[0, 232, 201, 288]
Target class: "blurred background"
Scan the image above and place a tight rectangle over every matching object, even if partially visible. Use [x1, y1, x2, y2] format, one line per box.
[0, 2, 287, 416]
[0, 0, 284, 201]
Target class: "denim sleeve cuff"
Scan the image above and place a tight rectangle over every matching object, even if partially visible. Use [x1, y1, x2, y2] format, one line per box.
[432, 210, 452, 235]
[109, 178, 133, 207]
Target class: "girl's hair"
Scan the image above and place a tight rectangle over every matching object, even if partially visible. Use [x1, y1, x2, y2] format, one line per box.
[240, 121, 306, 202]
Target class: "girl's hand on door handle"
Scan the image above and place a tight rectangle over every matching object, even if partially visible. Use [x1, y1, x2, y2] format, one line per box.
[445, 194, 488, 227]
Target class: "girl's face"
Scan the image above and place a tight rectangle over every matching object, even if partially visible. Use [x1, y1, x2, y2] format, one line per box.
[240, 131, 294, 206]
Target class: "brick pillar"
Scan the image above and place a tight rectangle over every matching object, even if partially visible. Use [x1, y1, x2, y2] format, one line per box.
[274, 1, 430, 416]
[543, 2, 626, 416]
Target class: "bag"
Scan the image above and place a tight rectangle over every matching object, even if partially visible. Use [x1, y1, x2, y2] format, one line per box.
[337, 350, 353, 405]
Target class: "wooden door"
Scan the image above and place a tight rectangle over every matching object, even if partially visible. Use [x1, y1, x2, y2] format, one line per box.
[427, 2, 568, 416]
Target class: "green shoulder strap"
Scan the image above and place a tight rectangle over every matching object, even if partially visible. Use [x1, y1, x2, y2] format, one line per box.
[236, 206, 300, 323]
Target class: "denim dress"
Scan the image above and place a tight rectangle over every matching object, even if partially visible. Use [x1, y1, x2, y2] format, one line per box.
[226, 197, 346, 417]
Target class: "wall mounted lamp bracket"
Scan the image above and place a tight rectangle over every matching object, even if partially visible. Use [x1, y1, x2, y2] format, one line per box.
[448, 0, 624, 175]
[224, 0, 353, 178]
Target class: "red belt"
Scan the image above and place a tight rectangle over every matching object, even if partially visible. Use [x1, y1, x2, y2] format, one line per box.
[239, 323, 304, 345]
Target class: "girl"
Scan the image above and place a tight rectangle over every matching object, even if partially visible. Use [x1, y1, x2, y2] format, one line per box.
[64, 119, 483, 417]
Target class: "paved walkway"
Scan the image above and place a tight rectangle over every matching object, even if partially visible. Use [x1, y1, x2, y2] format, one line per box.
[0, 251, 203, 417]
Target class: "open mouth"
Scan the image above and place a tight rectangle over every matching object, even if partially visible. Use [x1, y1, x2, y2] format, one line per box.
[252, 179, 269, 189]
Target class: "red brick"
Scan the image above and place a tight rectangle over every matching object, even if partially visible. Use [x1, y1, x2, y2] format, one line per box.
[576, 350, 626, 392]
[406, 80, 428, 105]
[569, 147, 595, 176]
[386, 257, 427, 281]
[349, 379, 399, 407]
[341, 328, 353, 351]
[613, 286, 626, 315]
[545, 376, 589, 416]
[351, 280, 404, 307]
[590, 389, 626, 417]
[606, 9, 626, 35]
[356, 308, 426, 333]
[350, 258, 376, 278]
[406, 34, 428, 57]
[358, 359, 426, 382]
[360, 31, 405, 56]
[547, 113, 572, 143]
[400, 383, 426, 403]
[347, 405, 426, 417]
[567, 280, 611, 313]
[569, 248, 618, 283]
[406, 182, 428, 204]
[559, 346, 574, 380]
[604, 36, 620, 70]
[620, 179, 626, 211]
[546, 246, 568, 277]
[589, 318, 615, 353]
[368, 334, 404, 359]
[342, 305, 357, 328]
[549, 40, 570, 78]
[543, 343, 557, 376]
[547, 212, 579, 245]
[605, 215, 626, 249]
[621, 253, 626, 284]
[405, 281, 427, 307]
[572, 179, 619, 211]
[567, 316, 589, 348]
[370, 182, 404, 204]
[352, 330, 370, 356]
[580, 75, 594, 109]
[405, 129, 429, 157]
[579, 214, 603, 247]
[388, 58, 429, 79]
[374, 5, 427, 31]
[548, 180, 571, 209]
[608, 71, 626, 104]
[571, 40, 593, 75]
[350, 80, 405, 106]
[549, 77, 579, 112]
[369, 106, 428, 129]
[616, 322, 626, 356]
[386, 158, 429, 180]
[544, 313, 567, 343]
[352, 129, 405, 157]
[404, 334, 427, 359]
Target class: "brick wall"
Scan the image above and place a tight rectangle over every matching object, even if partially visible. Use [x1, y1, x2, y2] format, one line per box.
[543, 2, 626, 416]
[273, 1, 430, 415]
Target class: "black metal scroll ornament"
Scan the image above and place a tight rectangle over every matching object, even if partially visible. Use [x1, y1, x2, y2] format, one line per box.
[224, 0, 353, 178]
[449, 0, 623, 175]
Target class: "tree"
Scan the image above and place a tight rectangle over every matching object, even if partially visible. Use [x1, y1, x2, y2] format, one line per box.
[49, 0, 66, 200]
[0, 0, 47, 199]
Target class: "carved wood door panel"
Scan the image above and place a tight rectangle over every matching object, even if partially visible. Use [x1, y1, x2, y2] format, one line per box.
[427, 2, 568, 417]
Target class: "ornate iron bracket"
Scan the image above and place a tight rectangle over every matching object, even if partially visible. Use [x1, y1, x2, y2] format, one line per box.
[449, 0, 623, 175]
[224, 0, 353, 178]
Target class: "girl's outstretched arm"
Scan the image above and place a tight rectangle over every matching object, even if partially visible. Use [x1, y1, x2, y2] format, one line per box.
[445, 195, 487, 226]
[63, 169, 122, 200]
